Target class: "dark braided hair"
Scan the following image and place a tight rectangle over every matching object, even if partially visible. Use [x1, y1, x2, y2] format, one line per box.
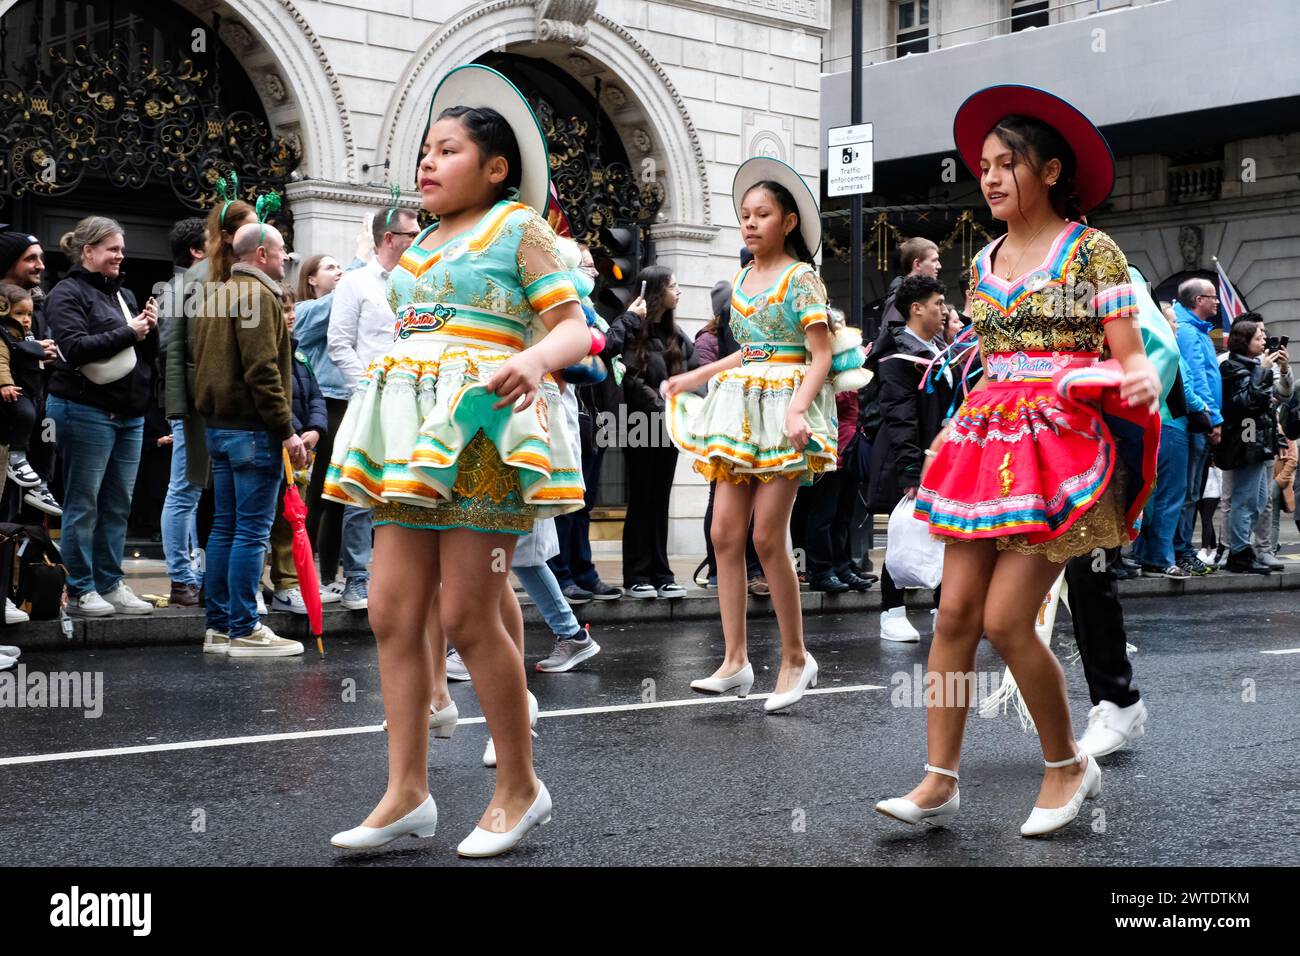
[987, 114, 1084, 223]
[626, 265, 686, 380]
[421, 106, 523, 201]
[744, 180, 815, 265]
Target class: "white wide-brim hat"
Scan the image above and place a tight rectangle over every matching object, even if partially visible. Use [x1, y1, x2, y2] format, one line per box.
[425, 64, 551, 213]
[732, 157, 821, 258]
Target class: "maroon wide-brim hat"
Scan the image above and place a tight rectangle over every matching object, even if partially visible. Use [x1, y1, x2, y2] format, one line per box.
[953, 84, 1115, 213]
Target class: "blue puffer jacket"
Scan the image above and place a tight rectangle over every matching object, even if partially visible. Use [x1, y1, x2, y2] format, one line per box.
[1173, 302, 1223, 426]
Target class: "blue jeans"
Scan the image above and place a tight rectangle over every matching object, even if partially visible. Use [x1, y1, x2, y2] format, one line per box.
[206, 428, 281, 638]
[341, 504, 371, 584]
[160, 419, 203, 588]
[513, 563, 581, 639]
[1226, 461, 1270, 555]
[1132, 424, 1188, 569]
[47, 397, 142, 597]
[1175, 430, 1211, 560]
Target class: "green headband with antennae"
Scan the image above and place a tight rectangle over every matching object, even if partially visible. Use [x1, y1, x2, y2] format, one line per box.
[384, 182, 401, 228]
[255, 191, 282, 245]
[216, 171, 240, 228]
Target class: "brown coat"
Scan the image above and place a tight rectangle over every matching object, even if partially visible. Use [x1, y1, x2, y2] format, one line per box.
[195, 262, 293, 440]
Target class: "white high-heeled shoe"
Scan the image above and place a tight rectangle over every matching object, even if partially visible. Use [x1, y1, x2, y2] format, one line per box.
[330, 795, 438, 850]
[1020, 751, 1100, 837]
[875, 764, 960, 826]
[689, 662, 754, 697]
[382, 700, 459, 737]
[457, 782, 552, 858]
[763, 654, 818, 712]
[483, 691, 539, 768]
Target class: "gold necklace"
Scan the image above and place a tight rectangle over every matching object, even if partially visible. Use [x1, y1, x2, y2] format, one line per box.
[1001, 217, 1057, 281]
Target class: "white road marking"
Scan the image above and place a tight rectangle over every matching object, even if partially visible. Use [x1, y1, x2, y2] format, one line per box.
[1261, 647, 1300, 655]
[0, 684, 887, 767]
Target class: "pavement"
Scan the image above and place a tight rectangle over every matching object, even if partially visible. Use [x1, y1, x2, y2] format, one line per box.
[1, 588, 1298, 867]
[10, 527, 1300, 651]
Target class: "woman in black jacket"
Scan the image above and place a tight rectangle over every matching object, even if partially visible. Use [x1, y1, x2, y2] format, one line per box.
[1216, 315, 1281, 573]
[603, 266, 695, 598]
[44, 216, 160, 616]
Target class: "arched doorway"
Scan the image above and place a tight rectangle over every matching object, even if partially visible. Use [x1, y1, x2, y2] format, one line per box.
[0, 0, 300, 303]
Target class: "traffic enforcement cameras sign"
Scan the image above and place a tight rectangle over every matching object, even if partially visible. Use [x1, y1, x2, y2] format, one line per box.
[828, 123, 874, 197]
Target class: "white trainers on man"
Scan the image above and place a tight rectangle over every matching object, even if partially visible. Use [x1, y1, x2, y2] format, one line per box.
[271, 588, 308, 615]
[880, 606, 921, 643]
[5, 599, 30, 625]
[227, 623, 304, 658]
[101, 583, 153, 615]
[69, 591, 115, 617]
[1078, 699, 1148, 758]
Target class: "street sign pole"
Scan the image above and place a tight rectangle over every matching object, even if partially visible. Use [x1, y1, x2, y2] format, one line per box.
[851, 0, 863, 333]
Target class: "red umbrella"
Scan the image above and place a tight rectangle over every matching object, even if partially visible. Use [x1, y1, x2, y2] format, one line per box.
[282, 449, 324, 656]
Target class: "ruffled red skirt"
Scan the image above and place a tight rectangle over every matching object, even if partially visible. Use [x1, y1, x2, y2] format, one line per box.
[914, 356, 1159, 558]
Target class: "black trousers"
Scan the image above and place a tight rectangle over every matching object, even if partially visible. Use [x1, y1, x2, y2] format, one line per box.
[803, 470, 859, 577]
[702, 479, 762, 580]
[880, 564, 940, 611]
[549, 411, 605, 590]
[308, 397, 349, 582]
[1063, 547, 1141, 708]
[623, 443, 677, 587]
[0, 393, 37, 450]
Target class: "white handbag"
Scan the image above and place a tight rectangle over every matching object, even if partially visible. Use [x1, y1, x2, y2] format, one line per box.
[79, 292, 138, 386]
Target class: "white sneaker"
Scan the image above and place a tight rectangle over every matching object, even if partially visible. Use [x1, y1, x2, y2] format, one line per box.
[0, 653, 16, 672]
[5, 598, 29, 625]
[1078, 699, 1147, 758]
[0, 642, 20, 658]
[101, 583, 154, 615]
[255, 590, 267, 616]
[227, 623, 304, 658]
[203, 629, 230, 655]
[1195, 548, 1215, 567]
[446, 647, 471, 682]
[69, 591, 116, 617]
[880, 606, 920, 643]
[318, 584, 341, 605]
[271, 588, 308, 615]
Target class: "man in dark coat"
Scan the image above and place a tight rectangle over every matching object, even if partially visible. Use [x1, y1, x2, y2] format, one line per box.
[867, 274, 952, 642]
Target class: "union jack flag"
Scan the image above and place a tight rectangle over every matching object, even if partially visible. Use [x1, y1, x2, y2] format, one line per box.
[1213, 257, 1246, 332]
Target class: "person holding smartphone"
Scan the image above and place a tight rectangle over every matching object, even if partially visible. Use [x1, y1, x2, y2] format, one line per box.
[44, 216, 161, 616]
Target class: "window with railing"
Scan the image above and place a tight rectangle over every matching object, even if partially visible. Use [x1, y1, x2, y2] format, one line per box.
[894, 0, 930, 57]
[1010, 0, 1051, 31]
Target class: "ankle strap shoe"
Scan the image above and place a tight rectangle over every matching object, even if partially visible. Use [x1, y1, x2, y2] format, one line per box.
[1020, 752, 1101, 837]
[875, 764, 960, 826]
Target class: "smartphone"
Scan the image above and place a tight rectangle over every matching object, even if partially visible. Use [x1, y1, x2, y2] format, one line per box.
[1282, 335, 1291, 349]
[1267, 336, 1280, 352]
[639, 280, 647, 300]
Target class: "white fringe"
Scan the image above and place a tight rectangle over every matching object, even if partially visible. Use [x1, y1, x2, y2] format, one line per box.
[978, 572, 1138, 732]
[978, 572, 1067, 731]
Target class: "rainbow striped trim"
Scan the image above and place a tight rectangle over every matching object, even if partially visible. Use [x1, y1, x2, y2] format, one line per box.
[915, 440, 1113, 539]
[1091, 284, 1138, 325]
[393, 302, 526, 352]
[730, 262, 804, 317]
[399, 202, 528, 278]
[740, 342, 808, 365]
[525, 271, 579, 315]
[973, 222, 1090, 315]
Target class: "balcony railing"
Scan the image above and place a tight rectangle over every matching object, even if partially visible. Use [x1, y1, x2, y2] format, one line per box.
[1168, 161, 1224, 203]
[822, 0, 1151, 72]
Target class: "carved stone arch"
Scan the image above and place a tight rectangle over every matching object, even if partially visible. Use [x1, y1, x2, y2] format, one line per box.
[379, 0, 710, 228]
[169, 0, 357, 182]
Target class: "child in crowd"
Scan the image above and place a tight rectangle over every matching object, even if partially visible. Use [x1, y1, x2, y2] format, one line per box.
[0, 281, 61, 515]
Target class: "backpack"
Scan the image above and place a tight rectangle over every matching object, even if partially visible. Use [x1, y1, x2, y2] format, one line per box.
[0, 522, 67, 622]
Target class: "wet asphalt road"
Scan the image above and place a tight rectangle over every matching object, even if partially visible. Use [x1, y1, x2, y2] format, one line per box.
[2, 590, 1298, 867]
